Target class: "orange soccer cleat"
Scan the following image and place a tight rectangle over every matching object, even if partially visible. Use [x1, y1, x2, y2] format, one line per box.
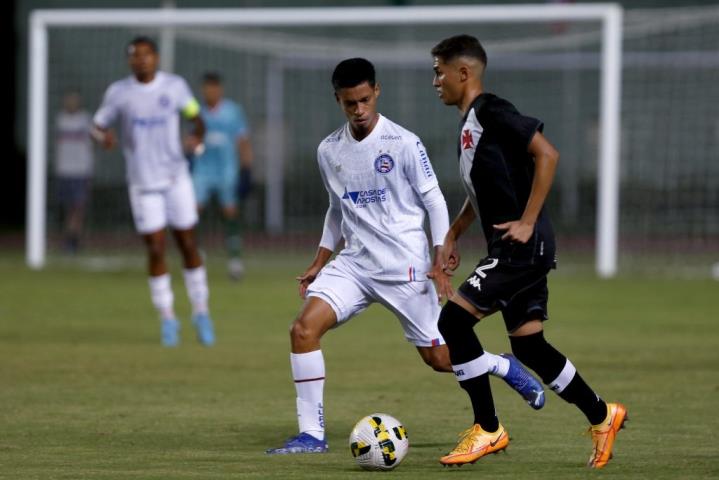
[440, 423, 509, 466]
[588, 402, 628, 469]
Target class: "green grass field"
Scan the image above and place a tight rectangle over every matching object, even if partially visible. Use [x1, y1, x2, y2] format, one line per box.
[1, 251, 718, 479]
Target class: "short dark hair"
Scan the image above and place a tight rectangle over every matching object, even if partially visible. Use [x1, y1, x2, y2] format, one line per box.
[202, 71, 223, 85]
[126, 36, 158, 55]
[331, 58, 376, 91]
[431, 34, 487, 66]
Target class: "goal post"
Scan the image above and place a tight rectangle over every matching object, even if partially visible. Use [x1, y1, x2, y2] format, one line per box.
[27, 4, 623, 276]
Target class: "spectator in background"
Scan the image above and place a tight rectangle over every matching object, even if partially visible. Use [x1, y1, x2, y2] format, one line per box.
[54, 90, 94, 253]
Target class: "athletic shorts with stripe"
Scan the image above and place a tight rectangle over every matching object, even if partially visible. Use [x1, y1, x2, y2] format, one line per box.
[457, 256, 550, 333]
[306, 257, 445, 347]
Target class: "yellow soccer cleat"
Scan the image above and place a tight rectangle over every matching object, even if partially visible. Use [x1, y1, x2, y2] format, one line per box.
[439, 423, 509, 466]
[588, 402, 628, 469]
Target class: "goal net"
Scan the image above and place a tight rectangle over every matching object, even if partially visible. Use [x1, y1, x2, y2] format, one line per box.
[27, 4, 717, 277]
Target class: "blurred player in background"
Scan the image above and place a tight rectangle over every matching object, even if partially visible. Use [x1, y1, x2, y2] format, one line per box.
[430, 34, 627, 468]
[54, 90, 94, 254]
[191, 72, 254, 280]
[267, 58, 544, 455]
[91, 36, 215, 347]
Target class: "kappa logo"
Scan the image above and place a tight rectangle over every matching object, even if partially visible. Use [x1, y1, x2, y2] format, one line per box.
[462, 129, 474, 150]
[467, 275, 482, 291]
[342, 187, 388, 208]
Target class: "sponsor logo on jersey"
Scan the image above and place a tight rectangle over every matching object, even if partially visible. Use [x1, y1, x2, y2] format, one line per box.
[462, 129, 474, 150]
[131, 116, 168, 128]
[380, 134, 402, 140]
[374, 154, 395, 174]
[415, 141, 433, 179]
[342, 187, 388, 208]
[158, 95, 171, 108]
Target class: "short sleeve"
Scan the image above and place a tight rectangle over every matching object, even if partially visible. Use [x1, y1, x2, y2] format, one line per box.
[487, 101, 544, 150]
[403, 138, 439, 194]
[234, 104, 249, 138]
[93, 85, 120, 128]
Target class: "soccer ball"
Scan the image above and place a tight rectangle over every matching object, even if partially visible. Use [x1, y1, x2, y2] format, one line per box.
[349, 413, 409, 471]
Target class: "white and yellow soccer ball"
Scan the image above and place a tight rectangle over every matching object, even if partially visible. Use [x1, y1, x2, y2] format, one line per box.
[349, 413, 409, 471]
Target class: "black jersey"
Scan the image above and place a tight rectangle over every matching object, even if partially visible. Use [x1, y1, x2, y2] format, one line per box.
[457, 93, 556, 267]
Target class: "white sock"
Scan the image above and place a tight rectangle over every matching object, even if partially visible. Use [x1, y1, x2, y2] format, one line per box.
[291, 350, 325, 441]
[183, 266, 209, 315]
[485, 352, 510, 378]
[148, 273, 175, 321]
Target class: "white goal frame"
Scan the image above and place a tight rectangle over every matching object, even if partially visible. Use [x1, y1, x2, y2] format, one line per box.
[28, 4, 623, 277]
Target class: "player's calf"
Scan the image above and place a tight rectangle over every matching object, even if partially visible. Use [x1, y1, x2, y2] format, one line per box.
[417, 345, 452, 372]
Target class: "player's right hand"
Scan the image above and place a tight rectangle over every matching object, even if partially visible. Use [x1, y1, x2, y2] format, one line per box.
[296, 266, 321, 299]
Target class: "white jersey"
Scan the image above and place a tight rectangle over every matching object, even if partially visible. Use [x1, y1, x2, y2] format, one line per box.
[317, 114, 439, 282]
[93, 71, 197, 189]
[54, 111, 94, 178]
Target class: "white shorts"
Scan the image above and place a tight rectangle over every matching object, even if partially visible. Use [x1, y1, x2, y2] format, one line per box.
[128, 174, 199, 234]
[306, 257, 445, 347]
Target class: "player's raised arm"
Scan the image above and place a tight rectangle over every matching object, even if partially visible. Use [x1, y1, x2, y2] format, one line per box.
[493, 131, 558, 244]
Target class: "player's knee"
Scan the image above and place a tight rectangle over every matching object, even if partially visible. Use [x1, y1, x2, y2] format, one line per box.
[437, 301, 475, 344]
[289, 318, 321, 345]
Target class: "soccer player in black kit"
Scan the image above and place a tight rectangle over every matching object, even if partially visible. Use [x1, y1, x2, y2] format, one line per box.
[427, 34, 627, 469]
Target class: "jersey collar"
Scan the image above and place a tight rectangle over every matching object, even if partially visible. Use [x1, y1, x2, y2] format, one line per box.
[345, 113, 385, 145]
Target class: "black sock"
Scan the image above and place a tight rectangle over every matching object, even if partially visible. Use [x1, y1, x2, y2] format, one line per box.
[559, 373, 608, 425]
[438, 302, 499, 432]
[510, 331, 607, 425]
[460, 374, 499, 432]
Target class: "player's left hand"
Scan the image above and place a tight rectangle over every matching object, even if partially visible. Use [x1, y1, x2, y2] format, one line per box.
[493, 220, 535, 244]
[184, 134, 203, 156]
[427, 264, 454, 303]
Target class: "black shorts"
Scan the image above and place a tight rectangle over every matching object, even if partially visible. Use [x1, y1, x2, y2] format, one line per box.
[457, 256, 550, 333]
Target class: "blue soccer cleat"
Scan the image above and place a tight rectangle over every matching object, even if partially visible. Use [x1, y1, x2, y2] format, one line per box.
[192, 312, 215, 346]
[501, 353, 545, 410]
[266, 433, 329, 455]
[161, 318, 180, 347]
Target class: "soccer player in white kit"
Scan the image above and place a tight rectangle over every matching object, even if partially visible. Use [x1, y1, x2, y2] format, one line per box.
[91, 37, 215, 347]
[267, 58, 544, 455]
